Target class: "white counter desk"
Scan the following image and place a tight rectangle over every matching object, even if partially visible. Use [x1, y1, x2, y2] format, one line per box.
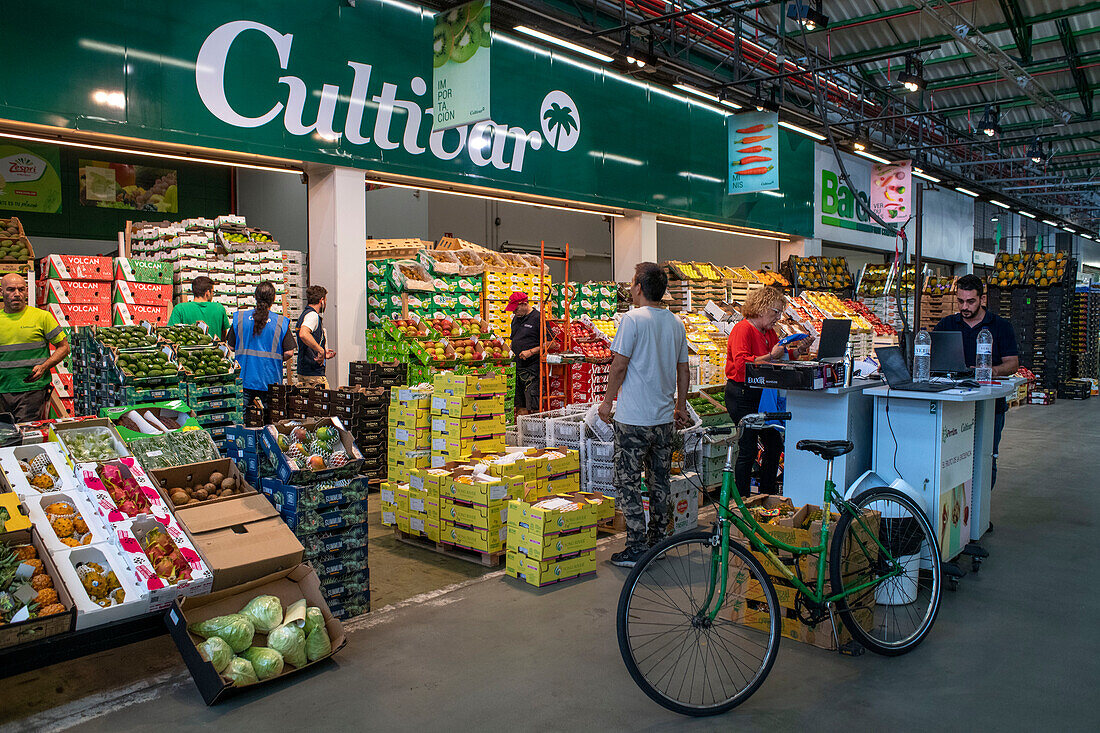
[855, 379, 1019, 564]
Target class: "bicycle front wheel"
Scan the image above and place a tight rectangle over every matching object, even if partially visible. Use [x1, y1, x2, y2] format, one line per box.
[830, 488, 942, 655]
[617, 531, 781, 716]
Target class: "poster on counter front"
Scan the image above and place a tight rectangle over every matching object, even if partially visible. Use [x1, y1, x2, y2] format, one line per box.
[728, 111, 779, 194]
[870, 160, 912, 223]
[432, 0, 491, 131]
[0, 143, 62, 213]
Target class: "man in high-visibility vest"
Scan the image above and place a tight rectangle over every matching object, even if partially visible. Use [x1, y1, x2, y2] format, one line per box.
[0, 274, 70, 422]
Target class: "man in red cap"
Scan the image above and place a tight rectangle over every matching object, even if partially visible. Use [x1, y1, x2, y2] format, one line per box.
[506, 291, 544, 414]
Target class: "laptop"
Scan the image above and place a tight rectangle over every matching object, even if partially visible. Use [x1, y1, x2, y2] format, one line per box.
[816, 319, 852, 363]
[876, 346, 952, 392]
[930, 331, 973, 376]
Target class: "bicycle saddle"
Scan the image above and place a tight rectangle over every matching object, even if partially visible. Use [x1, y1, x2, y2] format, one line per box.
[796, 439, 854, 459]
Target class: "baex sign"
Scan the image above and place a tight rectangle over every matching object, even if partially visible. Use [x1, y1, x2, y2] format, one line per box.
[814, 146, 897, 246]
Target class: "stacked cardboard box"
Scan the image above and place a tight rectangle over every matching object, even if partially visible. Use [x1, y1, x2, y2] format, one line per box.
[38, 255, 114, 331]
[258, 417, 371, 618]
[505, 495, 598, 587]
[70, 326, 185, 417]
[225, 425, 267, 488]
[112, 258, 173, 326]
[429, 371, 507, 468]
[387, 385, 433, 484]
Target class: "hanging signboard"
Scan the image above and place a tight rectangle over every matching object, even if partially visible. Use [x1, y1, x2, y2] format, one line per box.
[728, 111, 779, 194]
[870, 160, 912, 224]
[432, 0, 492, 131]
[0, 143, 62, 213]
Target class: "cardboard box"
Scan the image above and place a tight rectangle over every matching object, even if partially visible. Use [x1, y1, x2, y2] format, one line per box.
[38, 279, 112, 305]
[113, 280, 173, 306]
[441, 497, 507, 531]
[53, 542, 150, 630]
[430, 393, 506, 417]
[100, 400, 200, 443]
[522, 447, 581, 477]
[40, 254, 113, 281]
[115, 257, 174, 284]
[507, 525, 597, 561]
[165, 564, 346, 705]
[508, 496, 598, 535]
[432, 370, 507, 396]
[49, 418, 130, 467]
[149, 458, 257, 508]
[22, 488, 111, 553]
[440, 521, 505, 553]
[46, 301, 111, 327]
[0, 527, 78, 648]
[443, 470, 521, 505]
[173, 493, 304, 592]
[110, 514, 214, 612]
[430, 413, 507, 438]
[506, 549, 596, 587]
[113, 302, 171, 326]
[260, 417, 365, 484]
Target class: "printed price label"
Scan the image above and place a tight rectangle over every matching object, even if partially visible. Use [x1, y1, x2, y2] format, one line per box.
[977, 343, 992, 354]
[915, 345, 931, 356]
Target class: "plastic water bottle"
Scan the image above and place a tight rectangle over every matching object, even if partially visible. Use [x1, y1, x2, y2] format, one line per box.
[914, 331, 931, 382]
[976, 328, 994, 384]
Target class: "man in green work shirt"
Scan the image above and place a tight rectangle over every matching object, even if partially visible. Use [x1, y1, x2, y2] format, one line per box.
[168, 276, 230, 340]
[0, 274, 70, 422]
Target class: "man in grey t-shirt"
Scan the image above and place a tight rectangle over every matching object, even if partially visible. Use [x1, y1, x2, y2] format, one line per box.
[599, 262, 690, 567]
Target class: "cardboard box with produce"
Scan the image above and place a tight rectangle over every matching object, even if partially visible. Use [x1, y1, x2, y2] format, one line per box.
[100, 401, 200, 442]
[0, 528, 77, 647]
[260, 417, 365, 485]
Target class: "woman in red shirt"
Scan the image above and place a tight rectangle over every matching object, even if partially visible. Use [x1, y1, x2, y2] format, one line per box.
[725, 286, 808, 496]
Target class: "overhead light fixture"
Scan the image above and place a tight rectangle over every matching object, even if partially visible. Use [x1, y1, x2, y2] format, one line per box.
[761, 190, 785, 198]
[786, 1, 828, 32]
[1063, 226, 1076, 233]
[373, 179, 625, 218]
[912, 168, 941, 183]
[898, 56, 925, 93]
[1027, 136, 1045, 164]
[955, 186, 980, 197]
[852, 141, 866, 151]
[657, 214, 790, 241]
[778, 120, 825, 141]
[978, 105, 1000, 137]
[1019, 210, 1037, 219]
[717, 91, 742, 110]
[855, 149, 893, 165]
[989, 199, 1011, 209]
[514, 26, 614, 63]
[674, 82, 720, 104]
[990, 217, 999, 222]
[1042, 219, 1058, 226]
[617, 35, 651, 69]
[0, 131, 301, 175]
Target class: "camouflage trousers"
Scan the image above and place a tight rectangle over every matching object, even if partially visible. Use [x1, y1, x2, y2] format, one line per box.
[613, 421, 675, 552]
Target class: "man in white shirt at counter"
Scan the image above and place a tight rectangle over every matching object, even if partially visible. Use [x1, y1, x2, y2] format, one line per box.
[599, 262, 691, 568]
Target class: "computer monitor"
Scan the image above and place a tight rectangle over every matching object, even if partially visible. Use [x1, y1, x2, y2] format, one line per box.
[817, 319, 852, 362]
[876, 346, 913, 387]
[930, 331, 969, 374]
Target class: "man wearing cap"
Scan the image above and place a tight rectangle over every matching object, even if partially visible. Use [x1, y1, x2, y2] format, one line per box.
[507, 292, 544, 415]
[0, 273, 70, 422]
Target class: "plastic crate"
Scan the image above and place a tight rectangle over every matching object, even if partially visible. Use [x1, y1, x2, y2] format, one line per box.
[548, 412, 586, 447]
[587, 480, 617, 498]
[584, 438, 616, 463]
[584, 459, 615, 487]
[517, 407, 568, 446]
[504, 427, 519, 447]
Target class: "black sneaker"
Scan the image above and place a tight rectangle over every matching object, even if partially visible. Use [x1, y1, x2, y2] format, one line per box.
[610, 546, 648, 568]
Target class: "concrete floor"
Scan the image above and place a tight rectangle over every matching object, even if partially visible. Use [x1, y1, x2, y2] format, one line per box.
[2, 400, 1098, 731]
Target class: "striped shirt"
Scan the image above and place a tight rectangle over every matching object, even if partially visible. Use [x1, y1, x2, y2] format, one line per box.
[0, 306, 66, 393]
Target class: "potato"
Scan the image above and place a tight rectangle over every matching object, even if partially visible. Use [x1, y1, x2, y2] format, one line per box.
[194, 488, 209, 500]
[203, 482, 217, 494]
[220, 477, 237, 492]
[209, 472, 225, 486]
[192, 484, 205, 495]
[218, 488, 233, 497]
[170, 491, 189, 507]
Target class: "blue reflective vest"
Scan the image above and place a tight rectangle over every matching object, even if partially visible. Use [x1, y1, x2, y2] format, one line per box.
[233, 309, 290, 391]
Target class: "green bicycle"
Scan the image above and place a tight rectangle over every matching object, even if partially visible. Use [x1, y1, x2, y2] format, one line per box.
[617, 412, 942, 716]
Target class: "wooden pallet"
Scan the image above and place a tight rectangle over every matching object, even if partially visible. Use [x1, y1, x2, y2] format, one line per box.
[392, 526, 504, 567]
[597, 509, 626, 535]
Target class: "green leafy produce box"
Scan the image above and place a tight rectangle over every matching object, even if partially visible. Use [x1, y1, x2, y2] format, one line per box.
[100, 399, 200, 442]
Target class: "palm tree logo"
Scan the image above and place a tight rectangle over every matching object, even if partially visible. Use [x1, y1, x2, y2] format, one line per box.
[539, 91, 581, 152]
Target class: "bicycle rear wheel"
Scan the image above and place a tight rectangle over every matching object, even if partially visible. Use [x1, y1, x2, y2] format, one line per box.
[617, 531, 781, 716]
[830, 488, 942, 655]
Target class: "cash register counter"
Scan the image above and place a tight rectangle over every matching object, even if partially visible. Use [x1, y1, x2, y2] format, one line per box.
[780, 377, 1019, 563]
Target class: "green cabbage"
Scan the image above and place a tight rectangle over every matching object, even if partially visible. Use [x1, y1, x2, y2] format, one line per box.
[239, 646, 285, 680]
[197, 637, 233, 673]
[188, 614, 255, 653]
[224, 656, 259, 687]
[303, 606, 325, 636]
[268, 624, 307, 668]
[239, 595, 284, 633]
[305, 625, 331, 662]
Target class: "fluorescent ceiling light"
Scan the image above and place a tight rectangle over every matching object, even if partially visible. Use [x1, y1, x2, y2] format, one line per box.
[989, 200, 1011, 209]
[589, 151, 644, 167]
[1019, 211, 1036, 219]
[912, 168, 941, 183]
[677, 171, 724, 184]
[761, 190, 785, 198]
[852, 141, 866, 151]
[955, 187, 979, 197]
[1063, 227, 1076, 233]
[375, 180, 624, 218]
[0, 132, 301, 175]
[1042, 219, 1058, 226]
[674, 83, 719, 103]
[778, 120, 825, 141]
[1082, 234, 1094, 240]
[658, 219, 785, 241]
[513, 26, 613, 63]
[855, 149, 892, 165]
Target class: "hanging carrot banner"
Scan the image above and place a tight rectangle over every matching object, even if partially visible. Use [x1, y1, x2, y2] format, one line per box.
[728, 111, 779, 194]
[870, 160, 912, 223]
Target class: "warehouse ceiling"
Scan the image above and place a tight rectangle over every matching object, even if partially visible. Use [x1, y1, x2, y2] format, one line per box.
[471, 0, 1099, 233]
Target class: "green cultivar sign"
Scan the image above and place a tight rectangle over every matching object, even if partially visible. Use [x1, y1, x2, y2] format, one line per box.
[432, 0, 491, 130]
[0, 0, 814, 234]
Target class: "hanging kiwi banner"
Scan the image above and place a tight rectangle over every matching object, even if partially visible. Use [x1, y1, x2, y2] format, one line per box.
[0, 142, 62, 214]
[728, 111, 779, 194]
[432, 0, 492, 131]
